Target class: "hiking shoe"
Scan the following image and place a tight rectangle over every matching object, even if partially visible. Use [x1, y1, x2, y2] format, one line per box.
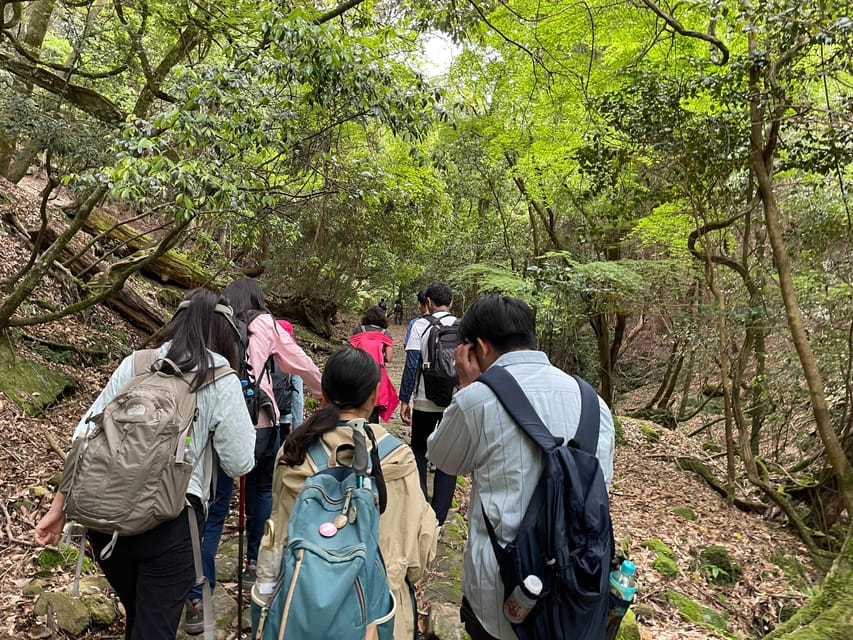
[242, 562, 257, 588]
[185, 599, 204, 636]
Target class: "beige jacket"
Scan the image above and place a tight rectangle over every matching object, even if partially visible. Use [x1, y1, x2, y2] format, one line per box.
[260, 424, 438, 640]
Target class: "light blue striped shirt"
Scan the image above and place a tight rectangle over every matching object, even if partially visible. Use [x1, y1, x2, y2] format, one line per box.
[427, 350, 615, 640]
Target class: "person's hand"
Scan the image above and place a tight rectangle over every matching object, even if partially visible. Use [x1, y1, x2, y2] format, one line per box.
[455, 342, 482, 388]
[35, 497, 66, 547]
[400, 401, 412, 425]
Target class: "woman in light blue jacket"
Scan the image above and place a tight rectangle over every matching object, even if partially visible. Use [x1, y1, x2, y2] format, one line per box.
[35, 289, 256, 640]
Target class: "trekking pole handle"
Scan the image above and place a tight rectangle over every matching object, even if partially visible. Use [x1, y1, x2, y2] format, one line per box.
[350, 420, 369, 488]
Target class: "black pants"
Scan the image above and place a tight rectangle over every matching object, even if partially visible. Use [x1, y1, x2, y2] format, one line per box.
[411, 408, 457, 525]
[88, 498, 203, 640]
[461, 596, 500, 640]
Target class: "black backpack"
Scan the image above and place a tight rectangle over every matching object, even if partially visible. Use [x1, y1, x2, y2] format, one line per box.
[235, 311, 276, 426]
[477, 365, 615, 640]
[419, 314, 460, 407]
[269, 359, 294, 420]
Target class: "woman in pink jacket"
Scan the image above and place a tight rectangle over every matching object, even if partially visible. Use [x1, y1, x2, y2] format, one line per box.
[349, 305, 400, 423]
[184, 278, 321, 634]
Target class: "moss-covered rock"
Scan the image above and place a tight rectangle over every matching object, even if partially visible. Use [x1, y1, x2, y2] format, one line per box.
[35, 546, 95, 574]
[22, 578, 48, 597]
[77, 574, 113, 596]
[0, 343, 76, 416]
[83, 594, 117, 625]
[614, 416, 627, 446]
[616, 608, 641, 640]
[633, 602, 655, 620]
[665, 590, 730, 636]
[699, 545, 741, 585]
[672, 507, 696, 521]
[640, 424, 661, 442]
[425, 514, 466, 605]
[641, 539, 679, 576]
[34, 592, 90, 636]
[428, 601, 470, 640]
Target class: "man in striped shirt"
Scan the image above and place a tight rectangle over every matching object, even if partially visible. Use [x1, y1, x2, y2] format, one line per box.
[427, 294, 615, 640]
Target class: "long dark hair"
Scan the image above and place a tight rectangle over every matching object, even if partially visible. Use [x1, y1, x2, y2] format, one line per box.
[223, 277, 267, 321]
[280, 347, 380, 466]
[150, 288, 239, 390]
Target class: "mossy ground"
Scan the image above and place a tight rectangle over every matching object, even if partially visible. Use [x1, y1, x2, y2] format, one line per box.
[0, 344, 75, 416]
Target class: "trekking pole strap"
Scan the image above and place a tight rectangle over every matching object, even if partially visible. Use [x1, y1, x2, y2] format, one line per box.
[187, 501, 214, 640]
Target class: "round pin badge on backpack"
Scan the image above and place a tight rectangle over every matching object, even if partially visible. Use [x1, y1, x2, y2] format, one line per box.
[319, 522, 338, 538]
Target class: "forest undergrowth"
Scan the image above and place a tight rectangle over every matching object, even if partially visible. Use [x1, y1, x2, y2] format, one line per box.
[0, 179, 822, 639]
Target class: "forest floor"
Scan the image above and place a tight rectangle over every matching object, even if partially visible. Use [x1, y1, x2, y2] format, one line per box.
[0, 177, 825, 639]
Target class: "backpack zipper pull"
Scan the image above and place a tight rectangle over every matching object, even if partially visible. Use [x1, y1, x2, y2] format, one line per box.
[334, 488, 354, 529]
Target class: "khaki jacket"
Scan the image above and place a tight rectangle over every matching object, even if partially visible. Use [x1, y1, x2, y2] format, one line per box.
[260, 424, 439, 640]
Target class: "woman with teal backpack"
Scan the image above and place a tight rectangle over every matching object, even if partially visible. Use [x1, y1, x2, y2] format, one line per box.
[253, 347, 438, 640]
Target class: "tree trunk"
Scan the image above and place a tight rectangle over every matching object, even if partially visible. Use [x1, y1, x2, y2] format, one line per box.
[0, 186, 105, 329]
[748, 33, 853, 517]
[589, 311, 613, 407]
[2, 0, 56, 181]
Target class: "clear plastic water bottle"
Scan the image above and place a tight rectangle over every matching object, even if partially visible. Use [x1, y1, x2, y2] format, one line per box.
[609, 559, 637, 602]
[503, 575, 543, 624]
[606, 559, 638, 637]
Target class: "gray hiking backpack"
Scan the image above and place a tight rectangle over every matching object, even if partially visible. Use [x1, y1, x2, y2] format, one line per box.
[59, 350, 232, 556]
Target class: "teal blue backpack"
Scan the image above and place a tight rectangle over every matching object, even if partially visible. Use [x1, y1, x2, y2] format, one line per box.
[255, 421, 399, 640]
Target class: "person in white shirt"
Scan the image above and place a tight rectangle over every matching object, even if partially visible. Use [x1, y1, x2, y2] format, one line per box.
[399, 281, 458, 525]
[427, 294, 615, 640]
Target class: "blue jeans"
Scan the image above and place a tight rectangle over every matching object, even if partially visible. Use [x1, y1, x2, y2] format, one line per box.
[187, 467, 233, 601]
[245, 425, 280, 564]
[186, 426, 280, 600]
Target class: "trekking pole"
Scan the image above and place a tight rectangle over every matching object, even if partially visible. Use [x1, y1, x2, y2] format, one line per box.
[237, 476, 246, 638]
[350, 419, 370, 489]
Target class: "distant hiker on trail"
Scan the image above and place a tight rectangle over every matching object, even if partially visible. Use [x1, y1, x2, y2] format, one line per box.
[34, 289, 256, 640]
[184, 278, 322, 634]
[393, 298, 404, 324]
[403, 289, 428, 346]
[427, 294, 616, 640]
[349, 305, 400, 423]
[399, 281, 459, 526]
[378, 297, 388, 312]
[255, 347, 438, 640]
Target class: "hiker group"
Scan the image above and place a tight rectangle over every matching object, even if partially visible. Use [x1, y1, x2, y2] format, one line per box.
[35, 279, 626, 640]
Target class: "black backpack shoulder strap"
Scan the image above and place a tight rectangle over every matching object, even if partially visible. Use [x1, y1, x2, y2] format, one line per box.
[570, 374, 601, 455]
[476, 365, 559, 453]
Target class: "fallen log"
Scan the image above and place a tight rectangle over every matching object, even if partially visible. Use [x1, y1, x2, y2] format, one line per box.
[675, 456, 767, 514]
[37, 226, 164, 333]
[70, 206, 217, 290]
